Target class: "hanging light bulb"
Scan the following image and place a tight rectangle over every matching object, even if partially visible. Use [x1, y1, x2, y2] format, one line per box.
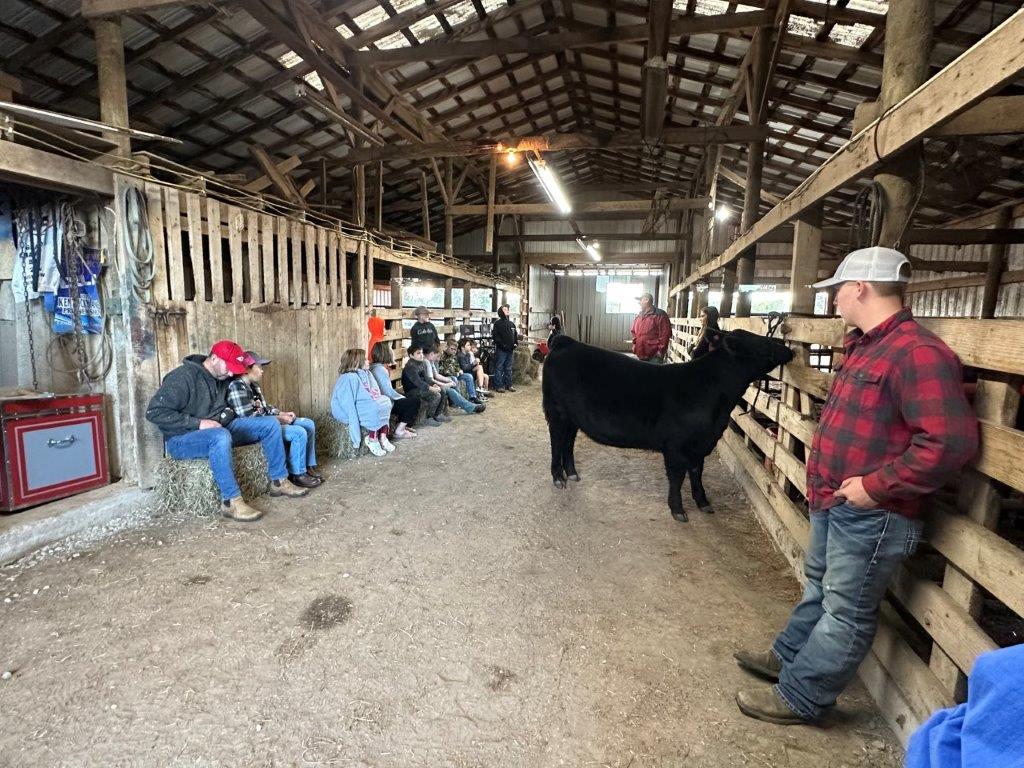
[715, 206, 731, 222]
[505, 149, 519, 168]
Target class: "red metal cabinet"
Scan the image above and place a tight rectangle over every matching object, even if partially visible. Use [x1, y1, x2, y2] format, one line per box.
[0, 394, 109, 511]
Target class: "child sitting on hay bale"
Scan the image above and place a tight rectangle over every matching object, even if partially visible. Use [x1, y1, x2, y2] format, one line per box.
[401, 344, 445, 427]
[332, 348, 396, 457]
[440, 336, 484, 404]
[426, 345, 486, 415]
[145, 339, 309, 523]
[227, 350, 321, 489]
[369, 342, 420, 440]
[465, 340, 490, 394]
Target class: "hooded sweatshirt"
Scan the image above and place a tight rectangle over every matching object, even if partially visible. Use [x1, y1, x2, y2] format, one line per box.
[410, 320, 440, 351]
[145, 354, 232, 439]
[492, 307, 518, 352]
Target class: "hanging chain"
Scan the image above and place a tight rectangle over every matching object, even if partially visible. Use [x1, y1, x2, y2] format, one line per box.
[18, 235, 39, 392]
[62, 203, 92, 389]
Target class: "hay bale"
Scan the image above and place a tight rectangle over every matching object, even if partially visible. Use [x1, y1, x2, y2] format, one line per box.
[513, 346, 540, 385]
[313, 412, 368, 461]
[153, 442, 269, 517]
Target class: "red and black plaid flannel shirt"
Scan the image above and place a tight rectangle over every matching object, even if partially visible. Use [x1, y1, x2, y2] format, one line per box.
[807, 308, 978, 519]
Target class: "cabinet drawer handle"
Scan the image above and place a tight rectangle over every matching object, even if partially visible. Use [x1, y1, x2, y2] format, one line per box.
[47, 435, 77, 448]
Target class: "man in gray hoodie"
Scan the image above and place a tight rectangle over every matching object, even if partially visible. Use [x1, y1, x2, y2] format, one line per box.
[145, 339, 308, 521]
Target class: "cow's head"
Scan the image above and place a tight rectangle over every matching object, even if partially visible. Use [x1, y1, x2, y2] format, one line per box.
[720, 329, 794, 377]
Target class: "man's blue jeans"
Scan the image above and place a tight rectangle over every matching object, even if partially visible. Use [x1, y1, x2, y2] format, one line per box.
[282, 416, 317, 475]
[164, 416, 288, 501]
[493, 349, 514, 389]
[457, 372, 477, 399]
[772, 503, 923, 721]
[444, 384, 477, 413]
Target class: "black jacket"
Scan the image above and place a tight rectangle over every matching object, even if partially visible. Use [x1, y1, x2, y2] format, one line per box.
[492, 307, 518, 352]
[410, 320, 439, 351]
[456, 350, 476, 373]
[401, 357, 433, 396]
[145, 355, 232, 439]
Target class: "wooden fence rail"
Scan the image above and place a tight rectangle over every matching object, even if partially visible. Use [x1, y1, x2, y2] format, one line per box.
[668, 314, 1024, 745]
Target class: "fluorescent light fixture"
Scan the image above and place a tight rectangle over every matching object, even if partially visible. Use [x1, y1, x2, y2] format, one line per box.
[528, 156, 572, 214]
[715, 206, 731, 222]
[575, 237, 601, 261]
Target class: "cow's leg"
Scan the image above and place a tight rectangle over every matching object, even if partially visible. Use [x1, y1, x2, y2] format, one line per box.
[548, 415, 567, 488]
[563, 425, 581, 482]
[688, 456, 715, 514]
[662, 450, 689, 523]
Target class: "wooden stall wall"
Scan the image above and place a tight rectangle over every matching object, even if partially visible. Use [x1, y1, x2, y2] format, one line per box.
[142, 182, 367, 432]
[669, 315, 1024, 746]
[554, 273, 662, 352]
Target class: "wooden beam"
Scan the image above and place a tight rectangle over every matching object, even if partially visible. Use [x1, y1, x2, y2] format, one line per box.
[484, 153, 497, 254]
[719, 164, 784, 206]
[81, 0, 211, 17]
[348, 124, 769, 163]
[242, 154, 301, 193]
[91, 17, 131, 158]
[931, 95, 1024, 137]
[0, 139, 114, 195]
[250, 146, 303, 205]
[451, 198, 710, 215]
[675, 9, 1024, 292]
[345, 10, 773, 66]
[499, 232, 689, 242]
[524, 252, 675, 265]
[981, 207, 1013, 317]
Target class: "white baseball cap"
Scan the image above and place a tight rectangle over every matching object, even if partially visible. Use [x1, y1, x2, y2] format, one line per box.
[811, 246, 911, 289]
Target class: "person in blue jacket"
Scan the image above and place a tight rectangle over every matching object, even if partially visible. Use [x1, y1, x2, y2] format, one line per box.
[331, 347, 395, 457]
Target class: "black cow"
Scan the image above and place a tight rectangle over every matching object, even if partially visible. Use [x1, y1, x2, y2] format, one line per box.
[542, 330, 794, 522]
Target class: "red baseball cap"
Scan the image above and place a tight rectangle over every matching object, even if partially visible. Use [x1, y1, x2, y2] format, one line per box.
[210, 340, 248, 375]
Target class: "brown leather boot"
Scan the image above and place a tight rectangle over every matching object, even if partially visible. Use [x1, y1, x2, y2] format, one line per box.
[269, 478, 309, 498]
[222, 497, 264, 522]
[734, 648, 783, 681]
[736, 687, 810, 725]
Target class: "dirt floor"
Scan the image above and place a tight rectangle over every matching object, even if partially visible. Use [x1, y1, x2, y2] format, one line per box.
[0, 383, 902, 768]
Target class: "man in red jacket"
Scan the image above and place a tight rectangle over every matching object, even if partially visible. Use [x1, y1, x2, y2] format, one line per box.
[630, 292, 672, 363]
[733, 246, 979, 725]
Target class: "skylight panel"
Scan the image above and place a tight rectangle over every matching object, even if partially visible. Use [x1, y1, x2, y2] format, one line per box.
[276, 50, 324, 91]
[829, 22, 875, 47]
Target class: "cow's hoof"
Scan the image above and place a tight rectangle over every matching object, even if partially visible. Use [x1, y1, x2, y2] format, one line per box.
[567, 473, 581, 482]
[671, 510, 689, 523]
[699, 504, 716, 515]
[553, 478, 567, 489]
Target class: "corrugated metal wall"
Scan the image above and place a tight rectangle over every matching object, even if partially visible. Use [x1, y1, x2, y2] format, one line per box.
[555, 273, 662, 352]
[528, 265, 555, 337]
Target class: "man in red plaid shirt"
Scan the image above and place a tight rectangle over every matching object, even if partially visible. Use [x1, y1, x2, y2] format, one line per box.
[734, 247, 979, 725]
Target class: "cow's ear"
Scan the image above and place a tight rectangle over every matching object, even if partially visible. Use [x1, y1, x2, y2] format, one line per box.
[708, 330, 724, 347]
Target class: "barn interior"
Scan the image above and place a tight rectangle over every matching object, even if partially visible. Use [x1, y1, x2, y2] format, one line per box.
[1, 0, 1023, 764]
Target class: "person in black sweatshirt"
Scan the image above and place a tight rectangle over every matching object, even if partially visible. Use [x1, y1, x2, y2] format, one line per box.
[410, 306, 440, 351]
[145, 339, 308, 522]
[491, 303, 518, 393]
[401, 343, 444, 426]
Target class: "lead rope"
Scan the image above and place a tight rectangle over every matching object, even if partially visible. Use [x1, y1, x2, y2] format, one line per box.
[750, 312, 787, 414]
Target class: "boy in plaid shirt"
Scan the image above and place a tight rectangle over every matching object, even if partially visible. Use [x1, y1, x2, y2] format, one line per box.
[734, 247, 979, 725]
[227, 351, 322, 488]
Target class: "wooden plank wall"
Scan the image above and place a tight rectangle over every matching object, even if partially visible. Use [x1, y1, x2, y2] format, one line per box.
[143, 183, 506, 416]
[667, 314, 1024, 746]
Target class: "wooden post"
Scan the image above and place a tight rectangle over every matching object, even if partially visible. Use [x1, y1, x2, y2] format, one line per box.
[873, 0, 935, 247]
[92, 18, 132, 158]
[981, 206, 1012, 317]
[420, 170, 431, 241]
[735, 30, 768, 318]
[484, 153, 497, 254]
[366, 242, 375, 307]
[352, 67, 366, 227]
[444, 278, 453, 311]
[375, 160, 383, 230]
[320, 158, 328, 211]
[789, 205, 823, 315]
[355, 241, 366, 307]
[444, 157, 454, 257]
[719, 266, 736, 317]
[390, 264, 402, 309]
[463, 284, 471, 310]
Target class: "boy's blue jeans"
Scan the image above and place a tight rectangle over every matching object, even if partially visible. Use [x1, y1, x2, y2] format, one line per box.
[444, 384, 477, 413]
[493, 349, 514, 389]
[165, 416, 288, 501]
[282, 416, 317, 475]
[457, 372, 477, 399]
[772, 502, 923, 721]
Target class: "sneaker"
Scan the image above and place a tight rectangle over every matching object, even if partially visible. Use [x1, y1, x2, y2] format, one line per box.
[269, 479, 309, 498]
[289, 473, 320, 489]
[379, 434, 396, 453]
[437, 413, 453, 423]
[222, 497, 264, 522]
[421, 418, 442, 427]
[472, 404, 486, 414]
[470, 397, 483, 405]
[365, 438, 387, 457]
[492, 388, 506, 394]
[506, 386, 517, 393]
